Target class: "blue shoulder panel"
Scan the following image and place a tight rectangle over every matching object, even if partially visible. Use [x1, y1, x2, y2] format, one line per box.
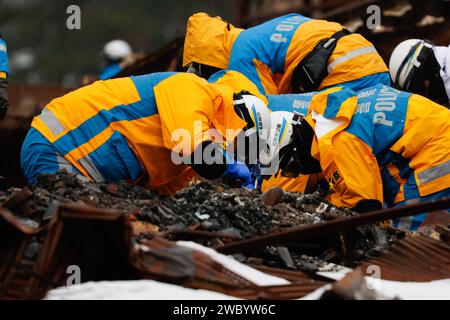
[0, 38, 8, 74]
[268, 93, 314, 116]
[325, 72, 391, 92]
[207, 70, 227, 83]
[131, 72, 178, 99]
[345, 85, 411, 154]
[229, 14, 311, 94]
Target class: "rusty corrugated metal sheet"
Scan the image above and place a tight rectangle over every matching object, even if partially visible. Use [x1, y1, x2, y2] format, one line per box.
[222, 263, 332, 299]
[133, 235, 256, 291]
[226, 282, 329, 300]
[359, 235, 450, 282]
[1, 196, 449, 300]
[0, 203, 256, 299]
[0, 203, 133, 299]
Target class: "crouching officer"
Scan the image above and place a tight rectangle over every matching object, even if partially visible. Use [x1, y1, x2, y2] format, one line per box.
[0, 34, 8, 120]
[266, 85, 450, 230]
[21, 72, 271, 194]
[389, 39, 450, 107]
[183, 12, 389, 96]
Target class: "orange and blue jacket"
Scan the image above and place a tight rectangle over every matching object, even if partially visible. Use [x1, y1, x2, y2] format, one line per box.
[275, 85, 450, 211]
[31, 72, 263, 195]
[184, 13, 389, 96]
[0, 37, 7, 79]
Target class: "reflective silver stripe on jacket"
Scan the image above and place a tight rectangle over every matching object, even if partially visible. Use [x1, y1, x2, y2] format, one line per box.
[78, 156, 105, 182]
[57, 155, 74, 173]
[327, 46, 378, 73]
[417, 160, 450, 185]
[38, 108, 65, 136]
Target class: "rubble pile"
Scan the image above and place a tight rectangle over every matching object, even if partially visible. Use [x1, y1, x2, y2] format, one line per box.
[0, 172, 397, 271]
[1, 172, 448, 300]
[0, 172, 353, 238]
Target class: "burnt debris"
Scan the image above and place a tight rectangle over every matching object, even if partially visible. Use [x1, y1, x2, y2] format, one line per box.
[0, 172, 353, 238]
[0, 172, 398, 271]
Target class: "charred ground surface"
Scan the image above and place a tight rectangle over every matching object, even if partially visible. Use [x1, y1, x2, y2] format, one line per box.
[0, 172, 397, 271]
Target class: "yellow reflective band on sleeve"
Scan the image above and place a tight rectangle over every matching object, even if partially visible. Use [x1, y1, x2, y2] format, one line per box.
[65, 127, 114, 163]
[62, 127, 115, 180]
[0, 72, 6, 79]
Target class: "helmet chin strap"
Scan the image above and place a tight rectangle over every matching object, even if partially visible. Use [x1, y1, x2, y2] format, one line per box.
[280, 113, 322, 177]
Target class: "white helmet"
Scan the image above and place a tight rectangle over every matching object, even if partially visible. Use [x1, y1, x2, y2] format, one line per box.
[265, 111, 294, 167]
[389, 39, 433, 89]
[233, 93, 271, 163]
[103, 39, 132, 61]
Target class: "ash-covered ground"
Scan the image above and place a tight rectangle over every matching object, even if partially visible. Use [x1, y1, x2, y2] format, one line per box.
[0, 172, 396, 270]
[0, 172, 353, 237]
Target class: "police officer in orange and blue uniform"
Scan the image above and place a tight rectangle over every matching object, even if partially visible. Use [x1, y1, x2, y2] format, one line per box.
[266, 85, 450, 230]
[0, 34, 8, 120]
[21, 72, 272, 194]
[183, 13, 389, 96]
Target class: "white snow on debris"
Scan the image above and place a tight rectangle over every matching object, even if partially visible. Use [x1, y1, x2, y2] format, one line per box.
[365, 278, 450, 300]
[45, 280, 239, 300]
[316, 264, 353, 281]
[45, 242, 289, 300]
[177, 241, 290, 286]
[301, 278, 450, 300]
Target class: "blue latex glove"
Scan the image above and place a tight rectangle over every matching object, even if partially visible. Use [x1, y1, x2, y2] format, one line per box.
[248, 164, 263, 191]
[222, 161, 256, 189]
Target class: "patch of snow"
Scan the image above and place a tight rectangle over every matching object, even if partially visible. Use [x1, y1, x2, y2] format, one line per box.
[177, 241, 290, 286]
[45, 280, 239, 300]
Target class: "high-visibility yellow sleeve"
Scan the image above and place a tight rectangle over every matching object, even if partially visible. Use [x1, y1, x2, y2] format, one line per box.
[154, 73, 246, 157]
[324, 131, 383, 208]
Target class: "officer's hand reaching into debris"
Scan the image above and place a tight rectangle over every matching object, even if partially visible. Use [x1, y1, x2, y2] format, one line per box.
[222, 161, 256, 190]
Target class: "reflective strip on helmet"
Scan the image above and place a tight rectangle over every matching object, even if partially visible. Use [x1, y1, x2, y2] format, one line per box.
[327, 46, 378, 73]
[278, 117, 287, 144]
[398, 44, 424, 88]
[38, 109, 65, 136]
[417, 160, 450, 185]
[78, 155, 105, 182]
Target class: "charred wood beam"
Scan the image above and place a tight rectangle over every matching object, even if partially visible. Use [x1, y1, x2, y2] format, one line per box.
[218, 197, 450, 254]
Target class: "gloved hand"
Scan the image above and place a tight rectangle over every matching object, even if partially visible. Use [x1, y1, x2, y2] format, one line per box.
[354, 199, 382, 213]
[222, 161, 256, 189]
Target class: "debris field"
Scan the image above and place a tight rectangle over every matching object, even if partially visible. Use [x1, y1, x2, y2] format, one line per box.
[1, 172, 449, 299]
